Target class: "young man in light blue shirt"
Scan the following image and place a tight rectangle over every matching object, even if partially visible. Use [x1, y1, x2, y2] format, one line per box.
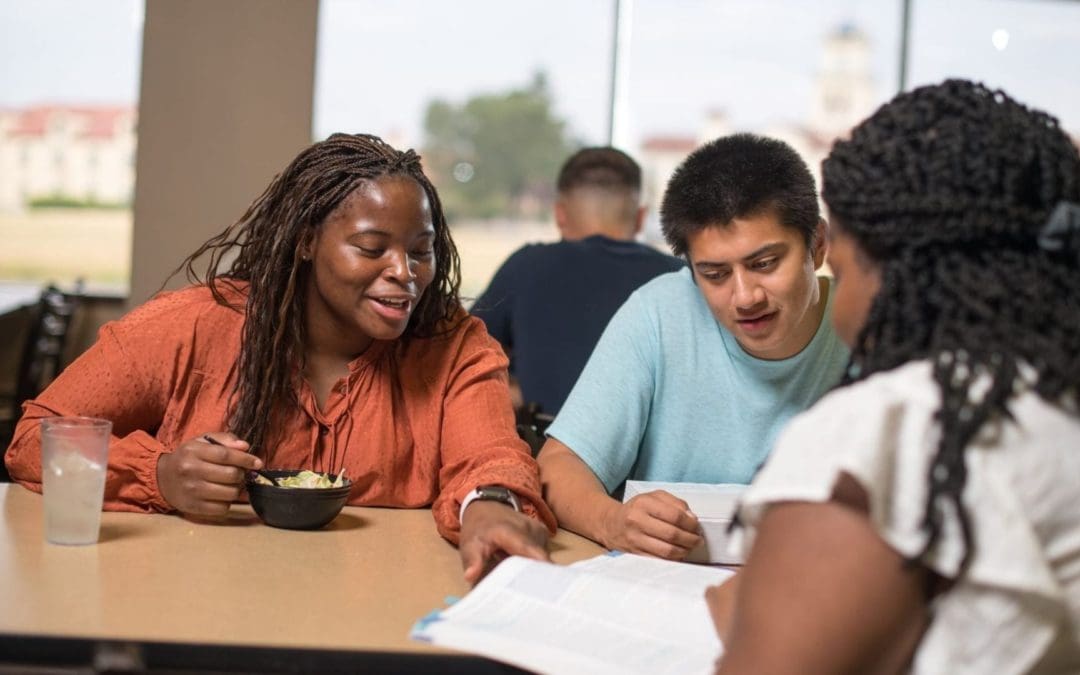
[538, 134, 850, 560]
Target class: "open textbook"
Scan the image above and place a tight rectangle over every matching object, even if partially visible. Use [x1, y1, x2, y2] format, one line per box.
[411, 552, 735, 675]
[623, 481, 747, 565]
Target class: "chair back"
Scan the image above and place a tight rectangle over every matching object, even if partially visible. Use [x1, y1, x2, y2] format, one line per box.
[13, 283, 82, 408]
[515, 402, 555, 457]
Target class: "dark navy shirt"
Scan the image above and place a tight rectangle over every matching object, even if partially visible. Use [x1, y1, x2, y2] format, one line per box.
[471, 235, 684, 416]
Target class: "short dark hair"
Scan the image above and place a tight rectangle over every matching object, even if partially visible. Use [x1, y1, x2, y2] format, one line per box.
[660, 133, 820, 257]
[556, 146, 642, 194]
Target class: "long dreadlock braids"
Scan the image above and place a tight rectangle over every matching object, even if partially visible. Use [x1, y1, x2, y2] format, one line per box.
[822, 80, 1080, 573]
[173, 133, 462, 456]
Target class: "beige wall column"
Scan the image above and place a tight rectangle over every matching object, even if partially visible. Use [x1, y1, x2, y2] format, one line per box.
[130, 0, 318, 305]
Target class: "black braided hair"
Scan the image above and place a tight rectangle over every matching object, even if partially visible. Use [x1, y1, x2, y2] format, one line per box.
[171, 132, 462, 456]
[822, 79, 1080, 573]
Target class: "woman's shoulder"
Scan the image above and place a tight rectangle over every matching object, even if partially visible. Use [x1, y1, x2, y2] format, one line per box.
[413, 309, 493, 348]
[384, 312, 503, 393]
[111, 280, 248, 337]
[793, 361, 936, 425]
[740, 361, 949, 556]
[399, 310, 501, 363]
[762, 362, 941, 486]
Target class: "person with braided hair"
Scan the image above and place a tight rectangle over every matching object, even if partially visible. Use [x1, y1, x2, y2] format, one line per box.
[5, 133, 554, 583]
[707, 80, 1080, 672]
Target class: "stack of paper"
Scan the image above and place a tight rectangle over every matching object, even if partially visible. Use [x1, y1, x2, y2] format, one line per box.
[412, 553, 734, 675]
[622, 481, 747, 565]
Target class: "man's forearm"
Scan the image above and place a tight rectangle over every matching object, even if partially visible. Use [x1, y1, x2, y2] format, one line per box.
[537, 438, 619, 547]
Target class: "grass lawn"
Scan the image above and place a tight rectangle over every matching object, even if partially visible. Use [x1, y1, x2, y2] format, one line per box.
[0, 209, 558, 300]
[451, 219, 557, 301]
[0, 209, 132, 291]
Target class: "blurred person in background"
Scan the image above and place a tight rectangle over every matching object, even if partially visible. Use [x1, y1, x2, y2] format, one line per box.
[472, 147, 683, 419]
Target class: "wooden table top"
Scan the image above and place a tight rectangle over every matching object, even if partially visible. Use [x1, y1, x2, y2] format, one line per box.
[0, 483, 604, 655]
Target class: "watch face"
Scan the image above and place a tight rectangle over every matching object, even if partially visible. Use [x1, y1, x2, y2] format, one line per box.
[477, 486, 512, 501]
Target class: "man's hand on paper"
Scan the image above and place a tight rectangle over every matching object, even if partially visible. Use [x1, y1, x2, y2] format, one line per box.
[459, 500, 550, 585]
[600, 489, 702, 560]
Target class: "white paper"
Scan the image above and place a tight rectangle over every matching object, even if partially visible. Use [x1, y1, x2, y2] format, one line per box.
[412, 553, 734, 675]
[622, 481, 746, 564]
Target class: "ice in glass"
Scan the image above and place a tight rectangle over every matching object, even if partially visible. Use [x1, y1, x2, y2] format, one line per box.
[41, 417, 111, 545]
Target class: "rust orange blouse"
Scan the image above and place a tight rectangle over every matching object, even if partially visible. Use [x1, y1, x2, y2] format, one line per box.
[5, 283, 556, 543]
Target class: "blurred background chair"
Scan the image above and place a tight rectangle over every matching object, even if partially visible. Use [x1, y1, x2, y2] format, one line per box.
[515, 402, 555, 458]
[0, 282, 83, 481]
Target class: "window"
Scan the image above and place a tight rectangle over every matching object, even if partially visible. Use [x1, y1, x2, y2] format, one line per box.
[315, 0, 612, 299]
[0, 1, 142, 294]
[625, 1, 901, 240]
[314, 1, 914, 298]
[907, 0, 1080, 134]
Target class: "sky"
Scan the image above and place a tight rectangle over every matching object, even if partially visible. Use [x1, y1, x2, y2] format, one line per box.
[2, 0, 1079, 148]
[0, 1, 143, 105]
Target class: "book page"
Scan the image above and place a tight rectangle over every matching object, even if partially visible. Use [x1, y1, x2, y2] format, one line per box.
[570, 551, 735, 597]
[412, 554, 734, 675]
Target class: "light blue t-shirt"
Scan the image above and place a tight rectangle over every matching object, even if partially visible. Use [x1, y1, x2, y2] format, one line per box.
[547, 267, 850, 493]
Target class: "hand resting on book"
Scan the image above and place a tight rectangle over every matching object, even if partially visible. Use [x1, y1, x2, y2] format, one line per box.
[601, 490, 703, 560]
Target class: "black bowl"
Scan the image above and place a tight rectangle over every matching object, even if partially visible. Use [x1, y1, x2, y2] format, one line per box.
[245, 470, 352, 530]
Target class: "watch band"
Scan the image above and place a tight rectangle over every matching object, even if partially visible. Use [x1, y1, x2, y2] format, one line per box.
[459, 485, 522, 523]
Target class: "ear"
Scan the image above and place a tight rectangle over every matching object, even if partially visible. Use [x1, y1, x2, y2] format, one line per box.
[811, 218, 828, 269]
[554, 199, 572, 238]
[632, 205, 647, 237]
[298, 230, 316, 262]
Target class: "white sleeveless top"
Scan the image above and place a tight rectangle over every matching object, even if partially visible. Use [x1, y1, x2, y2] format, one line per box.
[732, 361, 1080, 674]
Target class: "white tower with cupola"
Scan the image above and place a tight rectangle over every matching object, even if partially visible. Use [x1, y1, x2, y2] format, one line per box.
[811, 23, 876, 138]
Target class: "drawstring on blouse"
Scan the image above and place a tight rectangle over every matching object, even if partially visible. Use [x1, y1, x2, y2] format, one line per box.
[328, 373, 357, 480]
[315, 366, 360, 481]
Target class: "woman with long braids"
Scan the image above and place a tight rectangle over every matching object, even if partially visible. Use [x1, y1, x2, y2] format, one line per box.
[707, 80, 1080, 672]
[6, 133, 554, 582]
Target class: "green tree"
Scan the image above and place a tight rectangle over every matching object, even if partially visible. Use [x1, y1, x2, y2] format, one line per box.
[423, 72, 575, 220]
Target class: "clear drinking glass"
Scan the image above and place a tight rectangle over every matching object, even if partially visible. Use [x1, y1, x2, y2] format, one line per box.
[41, 416, 111, 545]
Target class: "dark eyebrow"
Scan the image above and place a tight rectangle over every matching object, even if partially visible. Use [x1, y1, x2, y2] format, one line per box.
[740, 242, 786, 262]
[693, 242, 789, 269]
[350, 229, 435, 240]
[693, 261, 728, 272]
